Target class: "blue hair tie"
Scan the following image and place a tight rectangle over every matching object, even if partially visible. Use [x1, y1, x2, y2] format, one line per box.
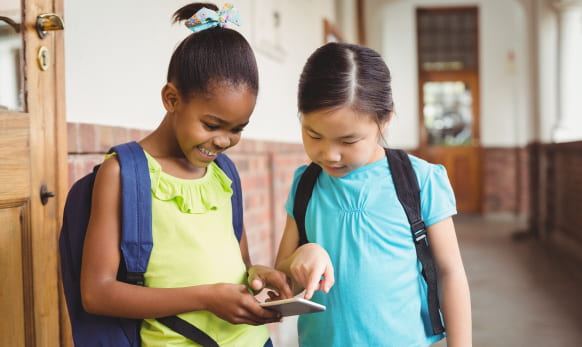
[185, 3, 242, 33]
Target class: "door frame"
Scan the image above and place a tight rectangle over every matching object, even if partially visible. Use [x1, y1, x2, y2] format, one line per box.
[0, 0, 68, 345]
[416, 6, 483, 213]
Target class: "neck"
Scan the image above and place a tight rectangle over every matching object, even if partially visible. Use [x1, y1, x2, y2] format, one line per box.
[139, 113, 183, 158]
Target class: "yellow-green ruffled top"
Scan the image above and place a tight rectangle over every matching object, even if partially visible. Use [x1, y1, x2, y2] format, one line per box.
[147, 151, 234, 214]
[108, 151, 269, 347]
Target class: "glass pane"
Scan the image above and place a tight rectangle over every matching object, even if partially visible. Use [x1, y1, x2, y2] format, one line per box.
[0, 1, 24, 111]
[423, 81, 473, 146]
[417, 9, 478, 71]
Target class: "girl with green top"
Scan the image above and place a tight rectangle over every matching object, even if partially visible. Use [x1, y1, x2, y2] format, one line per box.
[80, 3, 292, 346]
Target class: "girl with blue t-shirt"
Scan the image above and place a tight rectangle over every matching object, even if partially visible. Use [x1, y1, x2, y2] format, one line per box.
[81, 3, 291, 346]
[275, 43, 472, 346]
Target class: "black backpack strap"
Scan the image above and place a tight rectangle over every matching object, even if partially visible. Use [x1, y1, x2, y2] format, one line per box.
[157, 316, 219, 347]
[386, 148, 444, 335]
[293, 163, 322, 246]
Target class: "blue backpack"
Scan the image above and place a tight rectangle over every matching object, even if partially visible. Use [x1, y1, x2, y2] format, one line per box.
[60, 141, 271, 347]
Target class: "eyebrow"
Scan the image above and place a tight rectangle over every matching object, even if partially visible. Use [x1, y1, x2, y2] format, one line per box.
[304, 126, 358, 140]
[205, 115, 249, 128]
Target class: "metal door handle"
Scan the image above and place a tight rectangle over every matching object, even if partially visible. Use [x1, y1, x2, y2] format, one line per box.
[40, 185, 55, 205]
[36, 13, 64, 39]
[0, 16, 21, 33]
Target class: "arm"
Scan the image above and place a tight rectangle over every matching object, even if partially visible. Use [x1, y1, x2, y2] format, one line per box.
[427, 217, 472, 347]
[238, 226, 293, 299]
[80, 157, 280, 325]
[274, 214, 335, 299]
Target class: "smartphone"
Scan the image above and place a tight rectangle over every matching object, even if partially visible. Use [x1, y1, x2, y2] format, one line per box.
[259, 298, 326, 317]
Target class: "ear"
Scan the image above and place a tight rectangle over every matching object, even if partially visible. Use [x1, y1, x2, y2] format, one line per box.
[379, 111, 394, 134]
[161, 83, 180, 112]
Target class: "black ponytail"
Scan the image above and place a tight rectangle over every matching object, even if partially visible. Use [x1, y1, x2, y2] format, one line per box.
[168, 2, 258, 97]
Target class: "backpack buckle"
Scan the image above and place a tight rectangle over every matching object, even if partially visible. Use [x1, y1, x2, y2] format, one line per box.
[414, 229, 427, 242]
[412, 221, 427, 242]
[125, 272, 145, 285]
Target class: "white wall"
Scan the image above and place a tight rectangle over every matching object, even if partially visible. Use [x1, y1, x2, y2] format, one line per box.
[64, 0, 337, 143]
[366, 0, 532, 149]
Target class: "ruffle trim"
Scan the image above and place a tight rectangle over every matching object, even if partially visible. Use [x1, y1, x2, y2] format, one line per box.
[145, 152, 233, 214]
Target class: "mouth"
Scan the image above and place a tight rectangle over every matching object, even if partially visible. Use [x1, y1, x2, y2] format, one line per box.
[321, 163, 346, 173]
[197, 146, 218, 159]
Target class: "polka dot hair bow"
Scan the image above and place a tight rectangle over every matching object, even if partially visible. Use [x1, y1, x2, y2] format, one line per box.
[185, 3, 242, 33]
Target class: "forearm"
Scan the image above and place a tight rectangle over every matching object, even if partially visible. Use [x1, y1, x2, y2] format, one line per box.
[440, 270, 472, 347]
[82, 279, 214, 319]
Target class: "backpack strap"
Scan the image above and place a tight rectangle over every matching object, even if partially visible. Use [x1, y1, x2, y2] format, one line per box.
[110, 141, 153, 285]
[157, 316, 219, 347]
[294, 163, 322, 246]
[214, 153, 243, 241]
[386, 148, 444, 335]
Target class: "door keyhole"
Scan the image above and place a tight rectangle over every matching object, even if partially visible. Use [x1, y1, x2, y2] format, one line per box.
[37, 46, 49, 71]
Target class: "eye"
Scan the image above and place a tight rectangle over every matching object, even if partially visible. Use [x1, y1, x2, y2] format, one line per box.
[342, 139, 358, 145]
[231, 126, 245, 134]
[307, 133, 321, 140]
[203, 122, 220, 131]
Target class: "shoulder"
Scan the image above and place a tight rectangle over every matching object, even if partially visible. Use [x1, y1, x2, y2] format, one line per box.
[293, 164, 309, 180]
[93, 156, 122, 193]
[97, 155, 121, 179]
[407, 153, 450, 188]
[290, 164, 313, 192]
[284, 164, 310, 215]
[405, 154, 457, 224]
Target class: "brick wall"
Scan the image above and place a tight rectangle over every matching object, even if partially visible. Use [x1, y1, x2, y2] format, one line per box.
[528, 141, 582, 264]
[482, 147, 529, 215]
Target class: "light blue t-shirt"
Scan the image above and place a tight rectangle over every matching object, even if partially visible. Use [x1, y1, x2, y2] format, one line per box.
[285, 154, 457, 347]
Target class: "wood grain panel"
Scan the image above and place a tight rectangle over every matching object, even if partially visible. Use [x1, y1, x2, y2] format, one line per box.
[0, 114, 31, 199]
[0, 202, 33, 347]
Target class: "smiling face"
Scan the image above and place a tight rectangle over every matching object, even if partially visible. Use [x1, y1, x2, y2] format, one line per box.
[301, 106, 388, 178]
[166, 83, 256, 169]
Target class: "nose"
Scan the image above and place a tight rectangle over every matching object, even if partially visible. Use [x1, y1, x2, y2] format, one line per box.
[213, 133, 231, 149]
[321, 143, 341, 163]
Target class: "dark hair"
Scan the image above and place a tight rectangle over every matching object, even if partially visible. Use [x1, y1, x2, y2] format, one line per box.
[168, 3, 258, 97]
[298, 42, 393, 124]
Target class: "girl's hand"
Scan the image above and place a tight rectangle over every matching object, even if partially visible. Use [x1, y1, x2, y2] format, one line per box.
[205, 283, 282, 325]
[289, 243, 335, 300]
[247, 265, 294, 300]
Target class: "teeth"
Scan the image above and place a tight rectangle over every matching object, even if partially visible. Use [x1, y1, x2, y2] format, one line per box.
[199, 147, 217, 156]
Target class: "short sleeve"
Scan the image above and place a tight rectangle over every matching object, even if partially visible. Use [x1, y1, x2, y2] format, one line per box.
[284, 165, 309, 218]
[417, 162, 457, 227]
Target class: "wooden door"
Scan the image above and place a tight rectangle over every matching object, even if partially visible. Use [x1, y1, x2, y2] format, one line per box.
[418, 73, 482, 213]
[416, 7, 482, 214]
[0, 0, 67, 346]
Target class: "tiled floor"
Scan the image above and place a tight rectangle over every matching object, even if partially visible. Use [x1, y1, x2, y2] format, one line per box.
[433, 215, 582, 347]
[273, 215, 582, 346]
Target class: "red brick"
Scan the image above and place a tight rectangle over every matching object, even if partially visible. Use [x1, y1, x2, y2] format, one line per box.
[97, 125, 115, 152]
[67, 122, 79, 153]
[113, 126, 129, 145]
[78, 123, 97, 153]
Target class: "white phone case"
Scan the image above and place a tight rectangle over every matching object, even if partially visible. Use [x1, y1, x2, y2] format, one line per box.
[259, 298, 326, 316]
